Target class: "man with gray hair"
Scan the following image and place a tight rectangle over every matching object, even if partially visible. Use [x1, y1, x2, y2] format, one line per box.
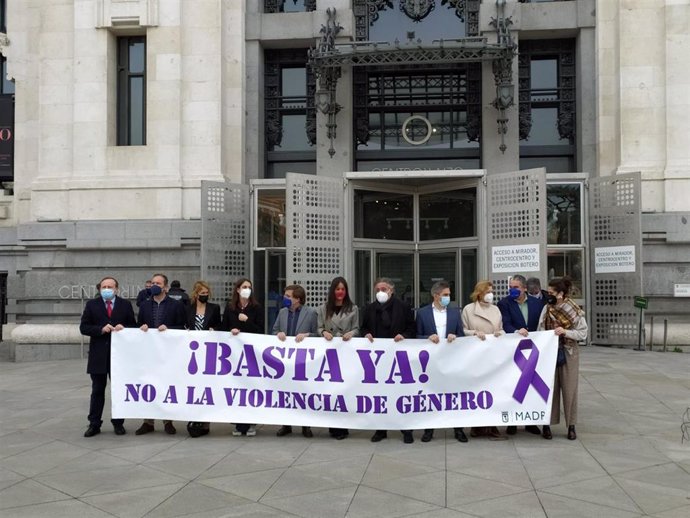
[526, 277, 549, 300]
[361, 277, 416, 443]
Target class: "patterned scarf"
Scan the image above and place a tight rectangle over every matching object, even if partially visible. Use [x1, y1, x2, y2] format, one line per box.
[544, 298, 583, 332]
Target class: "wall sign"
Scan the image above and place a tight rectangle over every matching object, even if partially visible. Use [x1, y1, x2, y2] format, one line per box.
[491, 244, 540, 273]
[594, 245, 636, 274]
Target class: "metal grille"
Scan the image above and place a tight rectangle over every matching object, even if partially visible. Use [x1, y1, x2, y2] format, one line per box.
[286, 173, 343, 308]
[486, 168, 547, 298]
[589, 173, 642, 345]
[201, 181, 250, 305]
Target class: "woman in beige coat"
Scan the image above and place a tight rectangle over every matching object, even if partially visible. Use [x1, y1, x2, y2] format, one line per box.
[461, 280, 506, 440]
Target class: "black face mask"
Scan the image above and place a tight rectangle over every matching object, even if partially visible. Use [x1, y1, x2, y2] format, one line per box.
[198, 295, 209, 303]
[546, 294, 558, 305]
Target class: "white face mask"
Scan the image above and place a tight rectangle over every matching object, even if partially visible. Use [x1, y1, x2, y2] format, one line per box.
[376, 291, 389, 304]
[483, 292, 494, 304]
[240, 288, 252, 299]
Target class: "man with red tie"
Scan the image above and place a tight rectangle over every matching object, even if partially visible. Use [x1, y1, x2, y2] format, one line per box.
[79, 276, 136, 437]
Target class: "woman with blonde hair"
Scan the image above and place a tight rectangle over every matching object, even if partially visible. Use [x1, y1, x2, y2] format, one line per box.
[185, 280, 221, 437]
[461, 280, 506, 440]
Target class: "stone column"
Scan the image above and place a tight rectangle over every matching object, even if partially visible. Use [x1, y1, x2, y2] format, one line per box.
[663, 0, 690, 212]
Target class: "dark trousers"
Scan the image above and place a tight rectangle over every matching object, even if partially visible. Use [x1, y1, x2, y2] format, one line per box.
[88, 373, 124, 427]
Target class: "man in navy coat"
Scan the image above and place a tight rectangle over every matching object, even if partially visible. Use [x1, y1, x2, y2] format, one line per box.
[497, 274, 545, 435]
[417, 280, 467, 443]
[80, 276, 137, 437]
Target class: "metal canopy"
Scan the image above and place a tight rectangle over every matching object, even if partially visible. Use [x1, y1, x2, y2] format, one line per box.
[308, 3, 517, 157]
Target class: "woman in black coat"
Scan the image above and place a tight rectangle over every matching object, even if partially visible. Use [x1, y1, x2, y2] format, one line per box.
[222, 277, 265, 436]
[185, 280, 221, 437]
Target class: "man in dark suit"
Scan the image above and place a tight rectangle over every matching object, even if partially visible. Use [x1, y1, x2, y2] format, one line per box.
[80, 276, 137, 437]
[361, 277, 416, 444]
[272, 284, 318, 438]
[135, 273, 187, 436]
[497, 274, 546, 436]
[416, 280, 467, 444]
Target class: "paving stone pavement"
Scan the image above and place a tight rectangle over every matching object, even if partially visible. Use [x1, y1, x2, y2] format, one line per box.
[0, 346, 689, 518]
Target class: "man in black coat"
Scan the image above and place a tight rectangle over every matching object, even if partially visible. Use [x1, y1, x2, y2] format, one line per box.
[135, 273, 187, 435]
[80, 276, 137, 437]
[360, 277, 416, 444]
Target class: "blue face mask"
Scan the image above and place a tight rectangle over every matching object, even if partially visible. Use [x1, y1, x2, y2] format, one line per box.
[282, 296, 293, 308]
[149, 285, 162, 296]
[440, 295, 451, 307]
[100, 288, 115, 301]
[509, 287, 522, 299]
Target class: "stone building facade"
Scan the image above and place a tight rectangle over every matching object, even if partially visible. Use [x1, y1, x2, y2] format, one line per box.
[0, 0, 688, 358]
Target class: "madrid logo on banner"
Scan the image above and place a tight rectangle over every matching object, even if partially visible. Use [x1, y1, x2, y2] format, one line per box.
[111, 330, 559, 429]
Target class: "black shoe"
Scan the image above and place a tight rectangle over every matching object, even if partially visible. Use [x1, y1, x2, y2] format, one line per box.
[335, 431, 349, 440]
[135, 423, 155, 435]
[276, 425, 292, 437]
[402, 431, 414, 444]
[301, 426, 313, 438]
[84, 425, 101, 438]
[113, 424, 126, 436]
[567, 425, 577, 440]
[164, 422, 177, 435]
[371, 430, 387, 442]
[526, 425, 541, 435]
[421, 430, 433, 443]
[506, 426, 517, 435]
[454, 428, 468, 443]
[542, 425, 552, 440]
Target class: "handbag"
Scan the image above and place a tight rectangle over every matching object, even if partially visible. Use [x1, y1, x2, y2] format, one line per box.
[556, 347, 567, 367]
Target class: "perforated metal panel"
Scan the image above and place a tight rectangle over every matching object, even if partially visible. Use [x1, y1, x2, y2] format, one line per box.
[201, 181, 250, 304]
[588, 173, 642, 345]
[486, 168, 548, 298]
[286, 173, 344, 308]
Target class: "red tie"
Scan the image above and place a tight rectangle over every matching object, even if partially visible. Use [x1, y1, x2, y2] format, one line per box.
[106, 300, 113, 318]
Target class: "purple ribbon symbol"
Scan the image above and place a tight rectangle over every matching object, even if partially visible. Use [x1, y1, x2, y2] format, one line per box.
[512, 339, 550, 403]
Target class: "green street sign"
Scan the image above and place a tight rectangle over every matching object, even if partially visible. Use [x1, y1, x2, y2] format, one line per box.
[634, 296, 648, 309]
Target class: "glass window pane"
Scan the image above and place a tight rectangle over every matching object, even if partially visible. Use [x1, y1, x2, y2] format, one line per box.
[527, 107, 568, 145]
[257, 189, 286, 247]
[128, 41, 145, 74]
[266, 161, 316, 178]
[419, 188, 476, 240]
[519, 156, 573, 173]
[547, 250, 585, 300]
[531, 58, 558, 101]
[461, 249, 478, 306]
[281, 67, 306, 99]
[370, 5, 466, 42]
[547, 183, 582, 245]
[354, 190, 414, 241]
[281, 0, 308, 12]
[278, 114, 310, 150]
[356, 158, 481, 171]
[129, 76, 144, 145]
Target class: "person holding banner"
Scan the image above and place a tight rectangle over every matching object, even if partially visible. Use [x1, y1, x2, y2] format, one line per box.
[317, 276, 359, 440]
[222, 277, 265, 437]
[135, 273, 187, 436]
[497, 274, 545, 437]
[80, 276, 137, 437]
[461, 280, 507, 440]
[538, 277, 588, 441]
[184, 280, 222, 438]
[272, 284, 318, 438]
[361, 277, 417, 444]
[416, 280, 467, 443]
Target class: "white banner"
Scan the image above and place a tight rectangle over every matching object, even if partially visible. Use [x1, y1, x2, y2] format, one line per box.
[111, 330, 558, 429]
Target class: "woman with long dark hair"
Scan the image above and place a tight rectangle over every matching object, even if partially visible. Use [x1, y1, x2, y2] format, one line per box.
[538, 277, 588, 440]
[317, 276, 359, 440]
[221, 277, 264, 436]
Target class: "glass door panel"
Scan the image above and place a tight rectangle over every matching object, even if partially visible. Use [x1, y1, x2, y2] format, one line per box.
[354, 250, 371, 311]
[376, 252, 414, 307]
[461, 248, 478, 306]
[418, 251, 457, 308]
